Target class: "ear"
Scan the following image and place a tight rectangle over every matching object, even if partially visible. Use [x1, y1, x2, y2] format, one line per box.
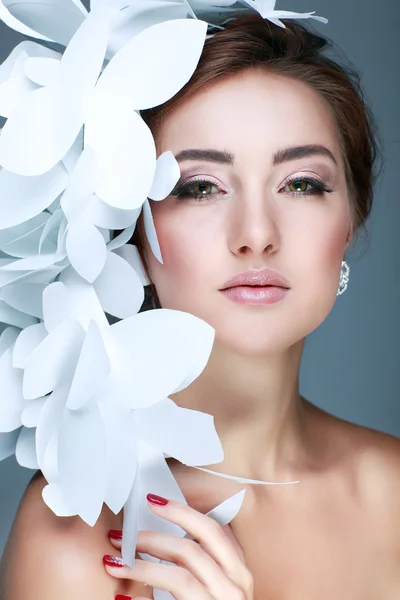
[345, 220, 354, 249]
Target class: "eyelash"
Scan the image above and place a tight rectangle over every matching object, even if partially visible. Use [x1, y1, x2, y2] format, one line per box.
[171, 175, 334, 203]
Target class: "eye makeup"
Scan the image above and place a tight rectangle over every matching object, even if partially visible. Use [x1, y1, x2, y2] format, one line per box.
[171, 173, 334, 203]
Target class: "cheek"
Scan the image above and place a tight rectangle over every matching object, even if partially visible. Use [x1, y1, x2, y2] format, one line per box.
[146, 207, 215, 293]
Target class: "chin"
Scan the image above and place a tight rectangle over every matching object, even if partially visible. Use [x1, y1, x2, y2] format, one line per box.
[214, 330, 298, 357]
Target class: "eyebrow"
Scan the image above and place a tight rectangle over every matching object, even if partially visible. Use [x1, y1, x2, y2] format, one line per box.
[174, 144, 338, 167]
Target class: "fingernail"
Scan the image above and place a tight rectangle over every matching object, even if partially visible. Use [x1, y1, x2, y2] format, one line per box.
[147, 493, 169, 506]
[108, 529, 123, 540]
[115, 595, 132, 600]
[103, 555, 125, 568]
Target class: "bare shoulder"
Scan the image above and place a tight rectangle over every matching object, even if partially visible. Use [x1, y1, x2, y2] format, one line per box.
[318, 404, 400, 514]
[349, 421, 400, 505]
[306, 400, 400, 508]
[0, 471, 130, 600]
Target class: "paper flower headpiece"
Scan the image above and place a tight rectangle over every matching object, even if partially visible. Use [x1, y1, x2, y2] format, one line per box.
[0, 0, 327, 585]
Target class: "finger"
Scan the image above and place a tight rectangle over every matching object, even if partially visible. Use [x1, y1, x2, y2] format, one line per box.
[130, 530, 242, 599]
[146, 495, 253, 595]
[109, 527, 246, 574]
[110, 537, 122, 550]
[109, 529, 241, 598]
[103, 556, 213, 600]
[222, 525, 246, 562]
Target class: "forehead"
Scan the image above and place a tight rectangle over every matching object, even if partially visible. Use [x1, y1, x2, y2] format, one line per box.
[156, 70, 341, 161]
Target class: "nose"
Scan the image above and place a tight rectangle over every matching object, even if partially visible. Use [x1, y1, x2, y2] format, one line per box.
[227, 188, 279, 257]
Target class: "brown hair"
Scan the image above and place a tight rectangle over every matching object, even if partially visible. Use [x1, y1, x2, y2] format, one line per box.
[131, 13, 383, 310]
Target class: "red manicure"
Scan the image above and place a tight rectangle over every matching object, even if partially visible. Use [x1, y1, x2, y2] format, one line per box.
[108, 529, 123, 540]
[115, 596, 132, 600]
[147, 493, 169, 506]
[103, 555, 125, 568]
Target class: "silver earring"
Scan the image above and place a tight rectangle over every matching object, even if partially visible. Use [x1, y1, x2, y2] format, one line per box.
[337, 260, 350, 296]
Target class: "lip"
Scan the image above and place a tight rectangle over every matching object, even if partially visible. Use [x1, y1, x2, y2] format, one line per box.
[220, 268, 290, 290]
[220, 285, 289, 305]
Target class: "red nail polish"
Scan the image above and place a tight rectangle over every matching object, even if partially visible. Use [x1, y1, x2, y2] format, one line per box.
[103, 555, 125, 568]
[108, 529, 123, 540]
[147, 493, 169, 506]
[115, 596, 132, 600]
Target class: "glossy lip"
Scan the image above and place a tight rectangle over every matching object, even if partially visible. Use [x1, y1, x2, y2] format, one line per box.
[221, 285, 288, 305]
[220, 268, 290, 290]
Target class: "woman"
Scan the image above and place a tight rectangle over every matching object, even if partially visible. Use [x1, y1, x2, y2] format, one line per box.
[1, 13, 399, 600]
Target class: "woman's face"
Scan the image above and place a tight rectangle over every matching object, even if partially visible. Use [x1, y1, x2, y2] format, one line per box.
[140, 70, 353, 356]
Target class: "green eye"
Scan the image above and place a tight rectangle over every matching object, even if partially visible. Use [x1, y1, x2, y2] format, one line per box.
[172, 178, 221, 202]
[287, 179, 310, 193]
[192, 182, 216, 196]
[283, 176, 333, 197]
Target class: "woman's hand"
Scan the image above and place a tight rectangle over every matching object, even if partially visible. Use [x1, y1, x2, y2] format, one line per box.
[103, 493, 254, 600]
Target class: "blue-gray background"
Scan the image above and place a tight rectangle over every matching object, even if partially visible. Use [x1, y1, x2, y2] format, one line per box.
[0, 0, 399, 557]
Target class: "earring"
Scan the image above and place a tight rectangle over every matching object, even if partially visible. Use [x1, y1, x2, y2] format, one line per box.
[337, 260, 350, 296]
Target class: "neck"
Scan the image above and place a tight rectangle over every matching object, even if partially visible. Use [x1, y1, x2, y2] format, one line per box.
[169, 338, 310, 483]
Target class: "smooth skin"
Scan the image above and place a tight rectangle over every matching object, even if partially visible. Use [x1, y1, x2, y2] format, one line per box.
[1, 70, 400, 600]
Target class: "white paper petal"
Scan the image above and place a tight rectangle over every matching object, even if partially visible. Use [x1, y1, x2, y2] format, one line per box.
[58, 4, 109, 91]
[101, 308, 214, 409]
[0, 50, 39, 119]
[136, 398, 223, 466]
[0, 41, 59, 83]
[23, 317, 85, 399]
[0, 87, 83, 176]
[58, 267, 109, 331]
[122, 440, 187, 568]
[0, 428, 20, 460]
[1, 253, 62, 271]
[85, 97, 156, 210]
[170, 313, 217, 394]
[112, 244, 151, 287]
[121, 456, 140, 569]
[13, 322, 47, 369]
[24, 56, 60, 87]
[42, 281, 71, 332]
[89, 195, 140, 229]
[58, 400, 107, 525]
[142, 199, 163, 264]
[204, 489, 246, 527]
[62, 128, 84, 174]
[66, 319, 110, 410]
[21, 396, 46, 427]
[0, 326, 20, 356]
[2, 0, 87, 45]
[0, 283, 45, 318]
[107, 0, 191, 57]
[0, 346, 24, 432]
[148, 151, 180, 201]
[0, 212, 58, 258]
[0, 7, 109, 175]
[193, 465, 300, 485]
[66, 218, 107, 283]
[42, 482, 78, 516]
[15, 425, 38, 468]
[0, 300, 37, 329]
[39, 209, 64, 255]
[41, 428, 58, 481]
[0, 0, 53, 40]
[0, 164, 68, 229]
[0, 265, 65, 289]
[36, 384, 68, 467]
[60, 146, 99, 223]
[100, 401, 138, 515]
[92, 250, 144, 318]
[96, 18, 207, 110]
